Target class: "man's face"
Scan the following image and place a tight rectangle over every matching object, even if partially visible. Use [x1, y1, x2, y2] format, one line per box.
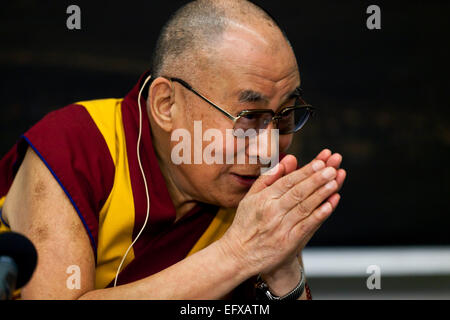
[169, 25, 300, 208]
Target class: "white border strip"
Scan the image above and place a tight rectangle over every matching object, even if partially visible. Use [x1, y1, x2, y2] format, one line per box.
[302, 246, 450, 277]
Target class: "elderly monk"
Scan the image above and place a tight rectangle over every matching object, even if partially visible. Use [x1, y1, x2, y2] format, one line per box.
[0, 0, 346, 299]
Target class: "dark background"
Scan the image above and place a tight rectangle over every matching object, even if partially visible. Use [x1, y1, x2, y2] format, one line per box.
[1, 0, 449, 247]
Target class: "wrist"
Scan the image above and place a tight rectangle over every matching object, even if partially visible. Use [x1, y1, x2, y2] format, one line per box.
[215, 237, 254, 282]
[257, 260, 305, 300]
[261, 258, 301, 296]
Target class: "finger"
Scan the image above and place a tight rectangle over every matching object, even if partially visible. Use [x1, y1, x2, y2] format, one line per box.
[272, 150, 331, 193]
[280, 151, 330, 185]
[290, 200, 334, 243]
[281, 154, 298, 176]
[327, 193, 341, 210]
[296, 195, 340, 252]
[315, 149, 332, 163]
[262, 149, 334, 199]
[267, 158, 327, 199]
[326, 153, 342, 169]
[278, 166, 337, 212]
[335, 169, 346, 191]
[283, 177, 338, 224]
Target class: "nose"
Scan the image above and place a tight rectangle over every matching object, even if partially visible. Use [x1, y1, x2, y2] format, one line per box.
[246, 123, 279, 166]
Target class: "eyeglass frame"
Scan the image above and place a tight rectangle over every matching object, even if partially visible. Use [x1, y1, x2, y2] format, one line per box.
[168, 77, 315, 135]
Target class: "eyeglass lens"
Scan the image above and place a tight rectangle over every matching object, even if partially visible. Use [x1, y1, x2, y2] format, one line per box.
[233, 108, 311, 136]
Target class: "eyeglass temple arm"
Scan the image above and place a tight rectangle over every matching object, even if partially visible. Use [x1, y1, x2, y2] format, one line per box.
[170, 78, 237, 122]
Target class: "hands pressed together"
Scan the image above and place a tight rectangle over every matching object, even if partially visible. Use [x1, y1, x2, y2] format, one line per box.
[221, 149, 346, 296]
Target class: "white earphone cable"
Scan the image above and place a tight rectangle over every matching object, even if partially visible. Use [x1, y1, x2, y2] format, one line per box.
[113, 75, 153, 287]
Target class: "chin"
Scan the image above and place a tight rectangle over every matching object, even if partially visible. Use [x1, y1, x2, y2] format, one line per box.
[215, 191, 247, 209]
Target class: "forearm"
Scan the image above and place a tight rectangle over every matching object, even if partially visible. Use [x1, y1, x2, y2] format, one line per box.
[79, 240, 250, 300]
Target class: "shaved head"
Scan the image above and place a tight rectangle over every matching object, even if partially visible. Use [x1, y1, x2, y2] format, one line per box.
[151, 0, 290, 79]
[148, 0, 300, 209]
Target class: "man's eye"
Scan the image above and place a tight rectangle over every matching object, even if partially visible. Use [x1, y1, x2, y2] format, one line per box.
[243, 114, 257, 120]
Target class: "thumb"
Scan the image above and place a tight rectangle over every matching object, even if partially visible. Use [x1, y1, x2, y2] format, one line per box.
[247, 162, 285, 195]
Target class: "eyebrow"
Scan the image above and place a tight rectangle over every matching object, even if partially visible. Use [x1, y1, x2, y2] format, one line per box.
[238, 90, 270, 105]
[237, 86, 302, 106]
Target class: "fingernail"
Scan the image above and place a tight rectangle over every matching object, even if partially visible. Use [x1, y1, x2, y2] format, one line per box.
[322, 167, 335, 179]
[312, 160, 325, 172]
[325, 180, 337, 190]
[321, 202, 332, 215]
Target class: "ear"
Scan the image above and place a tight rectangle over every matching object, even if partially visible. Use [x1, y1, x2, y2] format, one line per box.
[147, 77, 176, 133]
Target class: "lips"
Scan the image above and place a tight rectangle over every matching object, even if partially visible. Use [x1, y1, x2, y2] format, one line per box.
[230, 173, 260, 188]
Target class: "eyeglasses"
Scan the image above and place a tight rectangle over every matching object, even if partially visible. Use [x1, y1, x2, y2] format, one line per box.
[169, 77, 315, 137]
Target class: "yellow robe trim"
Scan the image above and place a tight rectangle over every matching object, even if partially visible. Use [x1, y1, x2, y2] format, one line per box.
[0, 196, 11, 233]
[187, 207, 236, 256]
[77, 99, 136, 289]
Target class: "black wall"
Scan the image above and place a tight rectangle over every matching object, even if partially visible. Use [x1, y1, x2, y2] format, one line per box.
[1, 1, 449, 246]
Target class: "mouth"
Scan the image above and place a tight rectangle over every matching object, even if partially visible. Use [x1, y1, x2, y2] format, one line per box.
[230, 173, 260, 188]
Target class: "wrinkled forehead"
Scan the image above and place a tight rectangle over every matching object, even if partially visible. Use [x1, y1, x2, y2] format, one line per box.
[198, 23, 300, 109]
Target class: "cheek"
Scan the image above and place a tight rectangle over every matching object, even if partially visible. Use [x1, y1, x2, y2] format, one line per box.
[171, 104, 191, 133]
[181, 163, 228, 194]
[192, 162, 223, 175]
[223, 130, 236, 161]
[279, 134, 293, 152]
